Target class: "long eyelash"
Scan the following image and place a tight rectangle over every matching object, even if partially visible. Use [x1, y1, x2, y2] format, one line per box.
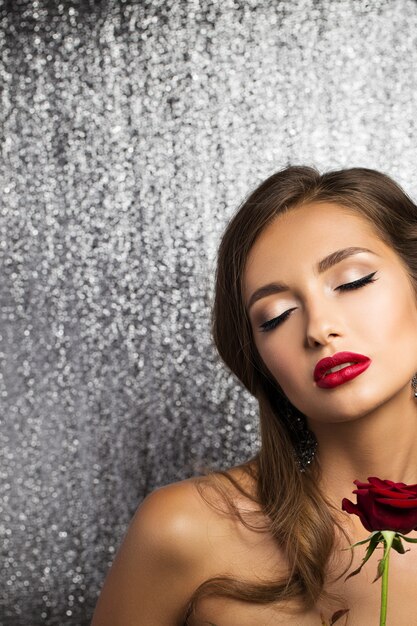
[259, 308, 296, 332]
[259, 272, 378, 333]
[336, 271, 378, 291]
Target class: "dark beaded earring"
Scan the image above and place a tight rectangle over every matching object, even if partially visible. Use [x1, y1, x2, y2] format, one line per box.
[412, 374, 417, 398]
[283, 397, 318, 473]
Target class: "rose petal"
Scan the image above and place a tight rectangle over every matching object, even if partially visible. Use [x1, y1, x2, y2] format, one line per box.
[353, 480, 371, 489]
[367, 477, 391, 488]
[352, 488, 373, 496]
[358, 491, 385, 528]
[373, 489, 412, 499]
[345, 478, 417, 534]
[397, 484, 417, 494]
[375, 497, 417, 508]
[341, 498, 357, 514]
[341, 497, 373, 532]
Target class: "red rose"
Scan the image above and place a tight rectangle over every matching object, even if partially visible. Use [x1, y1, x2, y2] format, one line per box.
[342, 476, 417, 534]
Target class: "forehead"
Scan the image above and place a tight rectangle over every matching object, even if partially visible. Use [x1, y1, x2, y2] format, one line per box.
[244, 202, 393, 289]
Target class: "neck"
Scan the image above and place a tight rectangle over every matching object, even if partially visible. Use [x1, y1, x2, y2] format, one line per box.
[312, 384, 417, 508]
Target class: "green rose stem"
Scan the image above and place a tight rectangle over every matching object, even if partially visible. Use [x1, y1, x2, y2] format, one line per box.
[344, 530, 417, 626]
[379, 531, 395, 626]
[342, 478, 417, 625]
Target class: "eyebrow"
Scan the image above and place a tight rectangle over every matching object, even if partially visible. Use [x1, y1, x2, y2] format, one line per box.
[246, 246, 378, 311]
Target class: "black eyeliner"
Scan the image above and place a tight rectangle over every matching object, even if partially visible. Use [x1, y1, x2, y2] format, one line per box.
[259, 272, 378, 332]
[259, 308, 295, 332]
[336, 271, 378, 292]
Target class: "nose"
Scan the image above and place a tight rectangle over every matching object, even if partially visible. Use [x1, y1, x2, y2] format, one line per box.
[304, 300, 341, 349]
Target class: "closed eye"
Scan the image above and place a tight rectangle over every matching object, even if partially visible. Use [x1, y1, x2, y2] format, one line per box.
[336, 271, 378, 292]
[259, 271, 378, 332]
[259, 307, 297, 332]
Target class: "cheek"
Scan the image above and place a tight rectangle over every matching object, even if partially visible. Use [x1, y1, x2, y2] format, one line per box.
[364, 279, 417, 355]
[256, 337, 300, 392]
[255, 277, 417, 393]
[258, 278, 417, 395]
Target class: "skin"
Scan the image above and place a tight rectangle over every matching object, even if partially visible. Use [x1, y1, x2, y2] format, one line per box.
[244, 201, 417, 508]
[92, 201, 417, 624]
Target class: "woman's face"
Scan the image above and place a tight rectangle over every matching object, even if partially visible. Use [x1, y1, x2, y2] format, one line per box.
[244, 202, 417, 425]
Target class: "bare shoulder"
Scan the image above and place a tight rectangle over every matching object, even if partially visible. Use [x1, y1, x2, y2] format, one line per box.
[125, 458, 258, 545]
[133, 462, 260, 548]
[132, 477, 217, 554]
[90, 480, 204, 625]
[91, 469, 258, 626]
[91, 464, 270, 625]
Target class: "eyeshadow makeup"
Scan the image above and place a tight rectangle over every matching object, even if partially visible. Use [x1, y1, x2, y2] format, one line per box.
[2, 0, 417, 622]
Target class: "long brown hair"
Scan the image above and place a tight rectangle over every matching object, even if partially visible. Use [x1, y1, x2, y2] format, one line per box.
[184, 165, 417, 620]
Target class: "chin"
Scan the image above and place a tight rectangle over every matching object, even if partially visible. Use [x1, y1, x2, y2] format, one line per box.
[309, 403, 378, 425]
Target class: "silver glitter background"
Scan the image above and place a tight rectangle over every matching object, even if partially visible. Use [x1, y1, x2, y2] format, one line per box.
[2, 0, 417, 623]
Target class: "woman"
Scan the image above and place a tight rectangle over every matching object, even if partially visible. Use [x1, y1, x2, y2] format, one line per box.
[91, 166, 417, 625]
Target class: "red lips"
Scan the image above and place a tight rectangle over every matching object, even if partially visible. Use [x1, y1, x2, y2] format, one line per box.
[314, 351, 371, 384]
